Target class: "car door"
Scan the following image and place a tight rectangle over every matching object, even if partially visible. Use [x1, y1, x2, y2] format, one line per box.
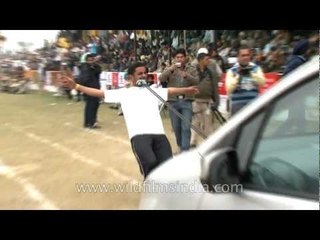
[199, 74, 318, 210]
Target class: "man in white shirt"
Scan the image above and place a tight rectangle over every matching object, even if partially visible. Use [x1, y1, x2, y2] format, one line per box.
[61, 62, 199, 178]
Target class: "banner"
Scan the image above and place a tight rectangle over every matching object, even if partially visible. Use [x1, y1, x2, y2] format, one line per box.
[118, 72, 126, 88]
[112, 72, 118, 87]
[45, 71, 62, 87]
[259, 72, 282, 94]
[105, 72, 113, 86]
[147, 73, 160, 85]
[218, 73, 227, 96]
[100, 71, 107, 81]
[100, 71, 161, 87]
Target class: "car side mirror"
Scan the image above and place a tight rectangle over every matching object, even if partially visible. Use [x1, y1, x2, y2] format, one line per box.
[200, 147, 240, 193]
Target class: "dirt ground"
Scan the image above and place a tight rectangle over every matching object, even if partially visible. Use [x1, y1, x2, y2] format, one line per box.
[1, 90, 215, 209]
[0, 89, 223, 209]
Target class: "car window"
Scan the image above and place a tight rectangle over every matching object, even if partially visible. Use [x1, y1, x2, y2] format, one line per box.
[245, 77, 319, 198]
[235, 111, 266, 172]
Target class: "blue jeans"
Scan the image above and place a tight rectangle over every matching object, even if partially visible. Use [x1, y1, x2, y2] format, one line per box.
[169, 100, 193, 151]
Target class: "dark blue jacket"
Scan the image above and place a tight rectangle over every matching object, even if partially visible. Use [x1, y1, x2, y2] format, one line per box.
[283, 39, 308, 76]
[79, 63, 101, 89]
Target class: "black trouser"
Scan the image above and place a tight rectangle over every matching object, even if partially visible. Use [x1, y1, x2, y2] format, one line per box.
[64, 88, 72, 99]
[84, 95, 100, 127]
[131, 134, 173, 178]
[75, 90, 81, 101]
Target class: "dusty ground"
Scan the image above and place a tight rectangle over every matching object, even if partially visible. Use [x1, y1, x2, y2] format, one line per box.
[0, 90, 194, 209]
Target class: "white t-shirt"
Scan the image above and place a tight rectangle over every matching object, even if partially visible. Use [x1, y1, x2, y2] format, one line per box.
[104, 86, 168, 139]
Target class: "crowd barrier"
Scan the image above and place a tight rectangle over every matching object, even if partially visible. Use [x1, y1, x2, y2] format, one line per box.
[99, 72, 161, 89]
[100, 71, 281, 93]
[29, 70, 281, 113]
[99, 71, 281, 114]
[40, 71, 281, 93]
[45, 71, 63, 86]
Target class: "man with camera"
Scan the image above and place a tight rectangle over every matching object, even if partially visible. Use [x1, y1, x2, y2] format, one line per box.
[226, 45, 265, 116]
[159, 48, 199, 153]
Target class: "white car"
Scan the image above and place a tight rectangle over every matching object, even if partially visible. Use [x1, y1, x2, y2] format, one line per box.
[139, 56, 319, 210]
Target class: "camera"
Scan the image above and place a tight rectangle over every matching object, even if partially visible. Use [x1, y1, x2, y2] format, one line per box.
[239, 66, 253, 75]
[175, 62, 182, 68]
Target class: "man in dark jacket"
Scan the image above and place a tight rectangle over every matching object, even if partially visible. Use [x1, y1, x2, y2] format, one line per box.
[280, 33, 318, 134]
[283, 33, 319, 76]
[80, 54, 102, 128]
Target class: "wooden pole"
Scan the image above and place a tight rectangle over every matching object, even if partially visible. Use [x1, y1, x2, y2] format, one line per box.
[134, 30, 137, 60]
[183, 30, 186, 51]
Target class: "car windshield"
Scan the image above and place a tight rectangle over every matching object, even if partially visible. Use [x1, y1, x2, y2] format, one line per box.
[247, 77, 319, 196]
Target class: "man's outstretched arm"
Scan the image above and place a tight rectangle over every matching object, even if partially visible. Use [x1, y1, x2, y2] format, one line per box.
[167, 86, 199, 96]
[61, 76, 104, 98]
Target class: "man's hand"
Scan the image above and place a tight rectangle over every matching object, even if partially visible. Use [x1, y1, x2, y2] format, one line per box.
[185, 86, 199, 95]
[59, 75, 76, 89]
[168, 86, 199, 96]
[168, 63, 178, 72]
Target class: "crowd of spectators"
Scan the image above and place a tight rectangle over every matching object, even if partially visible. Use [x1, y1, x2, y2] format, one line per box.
[1, 30, 318, 81]
[56, 30, 318, 75]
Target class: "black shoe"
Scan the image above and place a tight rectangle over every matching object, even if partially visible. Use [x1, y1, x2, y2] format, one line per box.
[84, 125, 101, 129]
[190, 144, 197, 149]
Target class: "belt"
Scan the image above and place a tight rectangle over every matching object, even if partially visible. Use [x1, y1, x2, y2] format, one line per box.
[177, 95, 185, 99]
[195, 99, 211, 103]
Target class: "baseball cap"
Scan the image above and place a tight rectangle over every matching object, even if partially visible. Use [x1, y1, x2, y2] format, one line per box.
[197, 48, 209, 57]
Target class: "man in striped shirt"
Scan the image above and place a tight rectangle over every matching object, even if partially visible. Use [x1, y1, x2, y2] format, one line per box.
[226, 45, 265, 116]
